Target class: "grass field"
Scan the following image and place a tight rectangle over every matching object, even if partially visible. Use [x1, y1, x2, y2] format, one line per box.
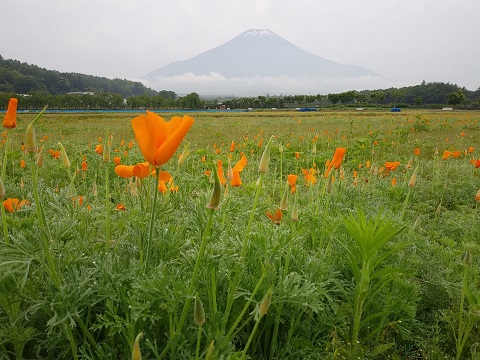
[1, 109, 480, 359]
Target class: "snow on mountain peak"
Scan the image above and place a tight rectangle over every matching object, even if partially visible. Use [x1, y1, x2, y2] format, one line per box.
[241, 29, 275, 39]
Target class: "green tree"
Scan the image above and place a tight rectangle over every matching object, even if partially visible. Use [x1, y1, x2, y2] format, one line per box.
[446, 90, 465, 107]
[328, 93, 340, 108]
[370, 91, 386, 108]
[414, 96, 423, 107]
[338, 90, 356, 105]
[391, 89, 405, 107]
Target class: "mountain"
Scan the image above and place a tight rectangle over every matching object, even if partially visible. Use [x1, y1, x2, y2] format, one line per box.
[145, 29, 390, 96]
[0, 55, 158, 97]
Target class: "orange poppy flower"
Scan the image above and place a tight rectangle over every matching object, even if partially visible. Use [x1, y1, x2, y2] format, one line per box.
[3, 198, 19, 212]
[230, 170, 242, 187]
[384, 161, 400, 175]
[115, 165, 136, 178]
[476, 189, 480, 202]
[133, 162, 152, 178]
[325, 147, 347, 177]
[413, 148, 420, 156]
[158, 181, 168, 194]
[3, 98, 18, 129]
[475, 159, 480, 168]
[266, 209, 282, 225]
[232, 155, 247, 172]
[95, 144, 103, 155]
[453, 150, 461, 158]
[468, 146, 474, 153]
[302, 168, 317, 186]
[295, 152, 300, 159]
[287, 174, 298, 187]
[113, 156, 121, 165]
[131, 111, 194, 167]
[391, 177, 397, 187]
[116, 204, 126, 211]
[442, 150, 452, 160]
[230, 141, 235, 152]
[217, 160, 226, 185]
[20, 159, 26, 168]
[81, 161, 88, 171]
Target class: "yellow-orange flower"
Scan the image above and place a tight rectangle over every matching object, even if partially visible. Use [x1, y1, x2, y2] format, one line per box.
[287, 174, 298, 187]
[131, 111, 194, 167]
[266, 209, 282, 225]
[413, 148, 420, 156]
[230, 141, 235, 152]
[95, 144, 103, 155]
[81, 161, 88, 171]
[232, 155, 247, 172]
[113, 156, 121, 165]
[476, 189, 480, 202]
[384, 161, 400, 175]
[442, 150, 452, 160]
[325, 147, 347, 177]
[230, 170, 242, 187]
[3, 98, 18, 129]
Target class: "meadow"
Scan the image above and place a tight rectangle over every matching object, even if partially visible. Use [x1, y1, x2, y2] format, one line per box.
[1, 109, 480, 359]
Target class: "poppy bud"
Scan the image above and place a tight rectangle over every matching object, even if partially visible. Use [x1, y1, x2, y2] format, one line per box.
[37, 146, 45, 166]
[291, 191, 299, 222]
[279, 181, 289, 211]
[25, 106, 47, 153]
[58, 142, 71, 168]
[103, 143, 110, 163]
[258, 135, 274, 173]
[132, 332, 143, 360]
[207, 163, 221, 210]
[205, 341, 215, 360]
[194, 292, 206, 326]
[464, 250, 472, 265]
[177, 143, 190, 167]
[0, 177, 5, 200]
[258, 287, 273, 319]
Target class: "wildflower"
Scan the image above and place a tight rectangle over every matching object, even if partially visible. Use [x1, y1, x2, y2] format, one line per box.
[113, 156, 121, 165]
[3, 98, 18, 129]
[413, 148, 420, 156]
[232, 155, 248, 172]
[20, 159, 26, 168]
[217, 160, 227, 185]
[453, 150, 461, 158]
[81, 161, 88, 171]
[158, 181, 168, 194]
[384, 161, 400, 175]
[266, 209, 282, 225]
[302, 168, 317, 186]
[3, 198, 18, 212]
[468, 146, 474, 153]
[133, 162, 152, 179]
[230, 170, 242, 187]
[295, 152, 300, 159]
[391, 177, 397, 187]
[131, 111, 194, 167]
[325, 147, 347, 177]
[116, 204, 126, 211]
[442, 150, 452, 160]
[474, 159, 480, 168]
[229, 141, 235, 152]
[201, 155, 206, 162]
[287, 174, 298, 188]
[291, 191, 299, 221]
[475, 189, 480, 202]
[95, 144, 103, 154]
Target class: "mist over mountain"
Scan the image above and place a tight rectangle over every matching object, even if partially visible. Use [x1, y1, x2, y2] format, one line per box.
[144, 29, 393, 96]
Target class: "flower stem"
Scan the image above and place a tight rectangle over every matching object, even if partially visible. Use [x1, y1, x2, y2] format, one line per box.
[105, 160, 111, 252]
[144, 175, 159, 272]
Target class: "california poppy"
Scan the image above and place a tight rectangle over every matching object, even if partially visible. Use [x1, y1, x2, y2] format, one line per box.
[131, 111, 194, 167]
[113, 156, 121, 165]
[230, 170, 242, 187]
[116, 204, 126, 211]
[476, 189, 480, 202]
[3, 98, 18, 129]
[3, 198, 19, 212]
[81, 161, 88, 171]
[266, 209, 282, 225]
[325, 147, 347, 177]
[384, 161, 400, 175]
[232, 155, 247, 172]
[95, 144, 103, 155]
[442, 150, 452, 160]
[230, 141, 235, 152]
[413, 148, 420, 156]
[217, 160, 227, 185]
[287, 174, 298, 187]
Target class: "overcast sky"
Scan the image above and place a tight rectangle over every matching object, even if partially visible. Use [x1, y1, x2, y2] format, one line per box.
[1, 0, 479, 93]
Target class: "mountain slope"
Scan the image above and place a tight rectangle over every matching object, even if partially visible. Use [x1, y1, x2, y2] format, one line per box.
[147, 29, 379, 78]
[0, 55, 158, 97]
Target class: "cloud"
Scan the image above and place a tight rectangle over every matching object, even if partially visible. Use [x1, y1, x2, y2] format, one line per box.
[143, 72, 404, 96]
